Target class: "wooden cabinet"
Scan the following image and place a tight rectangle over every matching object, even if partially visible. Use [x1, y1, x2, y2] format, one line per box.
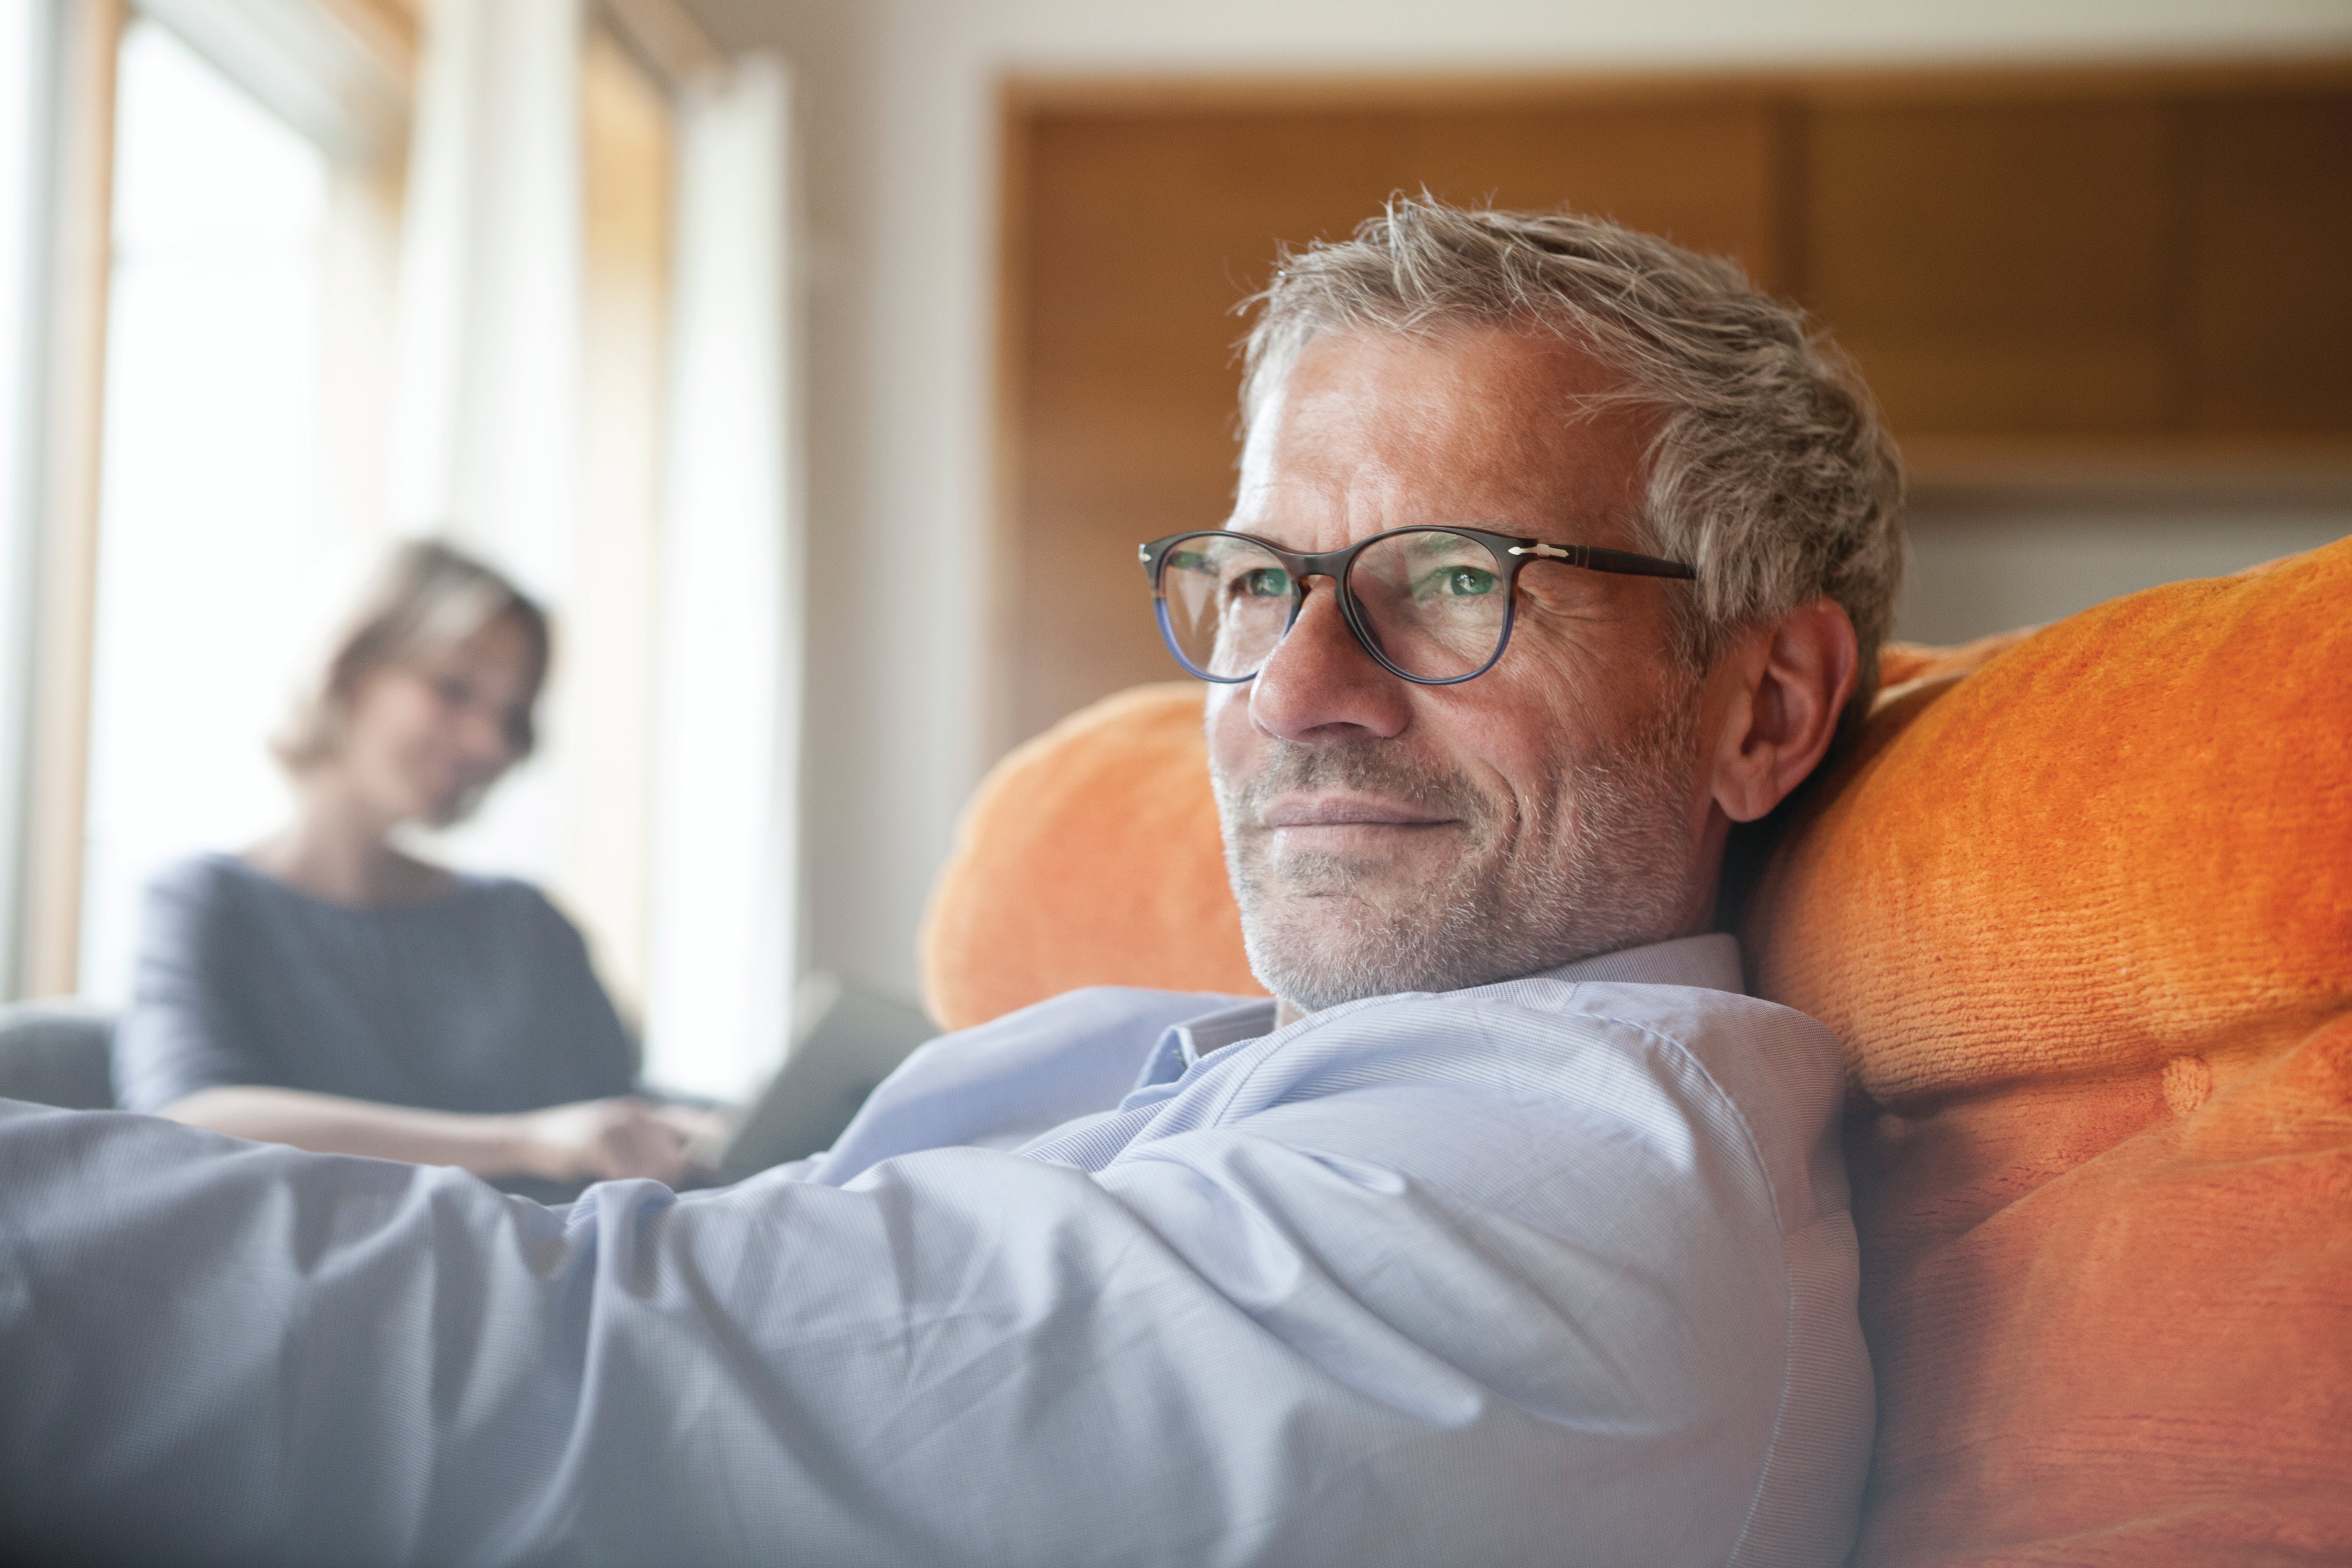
[1000, 63, 2352, 743]
[2188, 94, 2352, 432]
[1805, 99, 2182, 435]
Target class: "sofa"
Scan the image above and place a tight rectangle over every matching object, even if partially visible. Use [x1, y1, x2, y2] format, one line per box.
[0, 1003, 114, 1111]
[920, 536, 2352, 1564]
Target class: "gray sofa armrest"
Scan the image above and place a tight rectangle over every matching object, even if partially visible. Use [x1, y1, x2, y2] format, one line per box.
[0, 1003, 116, 1110]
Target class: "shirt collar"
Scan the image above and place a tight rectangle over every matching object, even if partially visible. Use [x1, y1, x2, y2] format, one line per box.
[1173, 999, 1282, 1070]
[1132, 932, 1744, 1091]
[1129, 998, 1281, 1088]
[1520, 931, 1745, 993]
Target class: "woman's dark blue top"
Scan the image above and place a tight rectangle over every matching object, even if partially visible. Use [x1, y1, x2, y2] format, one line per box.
[112, 854, 636, 1115]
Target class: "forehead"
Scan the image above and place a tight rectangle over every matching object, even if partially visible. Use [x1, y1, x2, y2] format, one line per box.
[1234, 325, 1651, 543]
[415, 608, 541, 683]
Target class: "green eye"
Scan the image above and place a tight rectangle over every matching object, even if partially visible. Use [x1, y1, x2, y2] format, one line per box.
[1416, 566, 1498, 599]
[1238, 567, 1292, 598]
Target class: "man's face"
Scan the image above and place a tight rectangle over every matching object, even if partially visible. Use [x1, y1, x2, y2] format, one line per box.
[1208, 326, 1716, 1015]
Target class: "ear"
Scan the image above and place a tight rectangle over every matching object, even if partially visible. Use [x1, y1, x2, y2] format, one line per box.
[1706, 597, 1861, 824]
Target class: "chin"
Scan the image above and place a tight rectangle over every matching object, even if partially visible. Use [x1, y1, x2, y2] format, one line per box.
[1238, 892, 1473, 1014]
[413, 791, 476, 830]
[1248, 833, 1437, 900]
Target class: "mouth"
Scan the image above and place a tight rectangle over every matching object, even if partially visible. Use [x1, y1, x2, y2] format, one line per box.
[1257, 792, 1462, 849]
[412, 756, 487, 810]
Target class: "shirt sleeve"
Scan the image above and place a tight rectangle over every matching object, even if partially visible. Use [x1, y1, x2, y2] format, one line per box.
[109, 862, 273, 1112]
[0, 1029, 1805, 1566]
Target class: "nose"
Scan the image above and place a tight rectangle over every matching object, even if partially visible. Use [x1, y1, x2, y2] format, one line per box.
[1246, 578, 1412, 742]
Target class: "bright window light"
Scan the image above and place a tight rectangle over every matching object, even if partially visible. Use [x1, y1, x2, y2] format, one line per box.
[0, 0, 45, 989]
[79, 20, 337, 1003]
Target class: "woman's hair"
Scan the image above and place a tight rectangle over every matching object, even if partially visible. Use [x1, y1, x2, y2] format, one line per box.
[1240, 196, 1907, 727]
[274, 539, 551, 774]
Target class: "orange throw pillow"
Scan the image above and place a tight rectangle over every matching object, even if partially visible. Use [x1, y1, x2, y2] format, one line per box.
[919, 683, 1263, 1031]
[1745, 538, 2352, 1565]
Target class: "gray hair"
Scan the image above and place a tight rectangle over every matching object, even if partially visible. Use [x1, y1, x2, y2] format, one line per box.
[1240, 196, 1906, 722]
[275, 538, 550, 774]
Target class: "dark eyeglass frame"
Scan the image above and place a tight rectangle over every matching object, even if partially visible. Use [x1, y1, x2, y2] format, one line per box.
[1138, 525, 1698, 686]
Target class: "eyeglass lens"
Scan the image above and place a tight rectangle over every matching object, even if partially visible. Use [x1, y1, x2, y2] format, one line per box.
[1156, 529, 1511, 683]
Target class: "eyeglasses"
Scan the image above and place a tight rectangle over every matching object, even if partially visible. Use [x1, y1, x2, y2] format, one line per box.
[1139, 526, 1697, 686]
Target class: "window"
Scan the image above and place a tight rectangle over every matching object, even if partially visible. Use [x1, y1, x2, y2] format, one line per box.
[80, 19, 350, 1002]
[9, 1, 800, 1104]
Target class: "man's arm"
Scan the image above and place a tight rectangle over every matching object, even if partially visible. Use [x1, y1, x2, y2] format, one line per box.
[0, 993, 1849, 1567]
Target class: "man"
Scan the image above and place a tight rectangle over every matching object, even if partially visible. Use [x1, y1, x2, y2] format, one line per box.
[0, 200, 1902, 1566]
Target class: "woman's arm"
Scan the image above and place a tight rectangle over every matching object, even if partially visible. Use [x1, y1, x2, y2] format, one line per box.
[158, 1086, 720, 1184]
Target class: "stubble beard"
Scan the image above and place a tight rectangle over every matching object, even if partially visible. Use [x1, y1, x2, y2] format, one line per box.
[1214, 692, 1707, 1015]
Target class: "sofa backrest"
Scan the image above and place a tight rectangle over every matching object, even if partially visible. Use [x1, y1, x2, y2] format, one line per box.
[1741, 536, 2352, 1563]
[918, 539, 2352, 1563]
[913, 647, 2032, 1033]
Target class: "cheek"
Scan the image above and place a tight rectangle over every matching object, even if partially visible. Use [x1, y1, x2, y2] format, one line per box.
[1431, 684, 1610, 834]
[1503, 606, 1682, 731]
[1433, 674, 1565, 767]
[345, 681, 440, 763]
[1203, 685, 1258, 787]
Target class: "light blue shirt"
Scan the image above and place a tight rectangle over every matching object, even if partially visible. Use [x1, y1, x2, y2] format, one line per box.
[0, 934, 1871, 1566]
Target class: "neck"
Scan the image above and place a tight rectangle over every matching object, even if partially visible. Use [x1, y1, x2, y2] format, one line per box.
[250, 772, 437, 908]
[1266, 908, 1727, 1032]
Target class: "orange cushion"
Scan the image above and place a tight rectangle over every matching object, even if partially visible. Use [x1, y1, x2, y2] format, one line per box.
[917, 641, 2026, 1032]
[919, 543, 2352, 1563]
[919, 683, 1262, 1031]
[1744, 537, 2352, 1563]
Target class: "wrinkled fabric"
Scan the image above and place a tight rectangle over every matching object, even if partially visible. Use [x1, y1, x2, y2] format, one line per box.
[0, 935, 1869, 1568]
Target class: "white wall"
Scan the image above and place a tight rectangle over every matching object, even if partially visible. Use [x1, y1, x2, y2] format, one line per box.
[682, 0, 2352, 1004]
[1899, 501, 2350, 647]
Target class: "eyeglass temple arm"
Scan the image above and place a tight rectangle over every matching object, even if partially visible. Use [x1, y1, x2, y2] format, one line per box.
[1505, 541, 1697, 580]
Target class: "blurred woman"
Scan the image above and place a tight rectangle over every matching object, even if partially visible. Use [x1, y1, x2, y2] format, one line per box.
[113, 540, 715, 1185]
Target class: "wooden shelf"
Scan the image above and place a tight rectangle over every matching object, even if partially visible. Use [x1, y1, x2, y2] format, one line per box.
[1903, 436, 2352, 504]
